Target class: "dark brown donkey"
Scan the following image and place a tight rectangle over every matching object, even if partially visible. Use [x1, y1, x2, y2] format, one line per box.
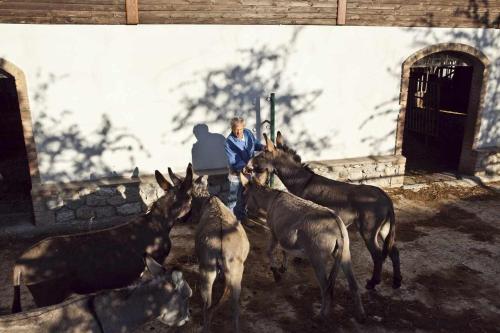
[168, 169, 249, 333]
[247, 132, 402, 289]
[240, 174, 365, 321]
[11, 164, 194, 313]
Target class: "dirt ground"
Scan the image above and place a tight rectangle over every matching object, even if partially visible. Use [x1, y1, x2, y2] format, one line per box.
[1, 183, 499, 332]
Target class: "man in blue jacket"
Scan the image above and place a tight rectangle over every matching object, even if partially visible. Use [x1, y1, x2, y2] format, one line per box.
[224, 117, 263, 225]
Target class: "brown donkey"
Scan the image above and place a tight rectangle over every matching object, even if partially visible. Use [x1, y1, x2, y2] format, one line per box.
[11, 164, 194, 313]
[247, 132, 402, 290]
[2, 255, 192, 333]
[168, 169, 250, 333]
[240, 174, 365, 321]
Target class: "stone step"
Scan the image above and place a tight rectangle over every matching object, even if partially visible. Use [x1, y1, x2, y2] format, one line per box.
[0, 199, 33, 214]
[0, 212, 33, 227]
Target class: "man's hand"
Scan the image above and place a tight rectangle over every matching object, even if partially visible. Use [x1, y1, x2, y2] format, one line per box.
[242, 165, 252, 175]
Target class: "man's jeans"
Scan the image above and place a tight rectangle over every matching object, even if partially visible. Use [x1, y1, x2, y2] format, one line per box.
[227, 174, 246, 220]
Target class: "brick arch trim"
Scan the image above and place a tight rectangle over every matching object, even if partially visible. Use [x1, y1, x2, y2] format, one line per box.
[0, 58, 40, 184]
[395, 43, 490, 174]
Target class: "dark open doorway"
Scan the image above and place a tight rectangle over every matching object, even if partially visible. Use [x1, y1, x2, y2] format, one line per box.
[402, 52, 474, 175]
[0, 70, 33, 224]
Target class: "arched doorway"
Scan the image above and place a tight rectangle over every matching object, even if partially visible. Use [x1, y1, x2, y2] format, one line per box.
[0, 59, 39, 224]
[395, 44, 489, 177]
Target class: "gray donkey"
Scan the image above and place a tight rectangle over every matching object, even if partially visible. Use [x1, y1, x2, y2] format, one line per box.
[0, 255, 192, 333]
[240, 174, 365, 321]
[12, 164, 194, 313]
[247, 132, 402, 289]
[168, 169, 250, 333]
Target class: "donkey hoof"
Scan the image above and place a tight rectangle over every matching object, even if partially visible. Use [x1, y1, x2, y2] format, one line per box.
[271, 268, 282, 282]
[365, 279, 379, 290]
[392, 277, 402, 289]
[355, 312, 367, 323]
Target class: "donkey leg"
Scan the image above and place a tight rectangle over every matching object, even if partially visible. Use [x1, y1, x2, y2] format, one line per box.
[267, 235, 281, 282]
[340, 257, 366, 322]
[308, 253, 331, 318]
[359, 219, 384, 290]
[365, 243, 383, 290]
[279, 250, 289, 274]
[227, 265, 244, 333]
[389, 246, 402, 288]
[27, 279, 72, 308]
[379, 221, 402, 288]
[200, 266, 217, 333]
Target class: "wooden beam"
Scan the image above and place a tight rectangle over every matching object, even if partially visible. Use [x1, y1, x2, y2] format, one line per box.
[337, 0, 346, 25]
[126, 0, 138, 24]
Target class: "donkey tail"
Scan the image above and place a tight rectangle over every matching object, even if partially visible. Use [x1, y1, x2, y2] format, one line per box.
[326, 237, 344, 296]
[11, 264, 22, 313]
[207, 278, 231, 315]
[382, 203, 396, 260]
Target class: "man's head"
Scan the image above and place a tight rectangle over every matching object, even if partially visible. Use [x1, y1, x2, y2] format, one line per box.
[230, 117, 245, 139]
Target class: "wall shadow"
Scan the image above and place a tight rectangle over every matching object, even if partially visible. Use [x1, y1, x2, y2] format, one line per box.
[31, 71, 151, 182]
[191, 124, 227, 172]
[169, 27, 330, 154]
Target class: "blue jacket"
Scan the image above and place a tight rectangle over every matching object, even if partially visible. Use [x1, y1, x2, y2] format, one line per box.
[224, 128, 264, 173]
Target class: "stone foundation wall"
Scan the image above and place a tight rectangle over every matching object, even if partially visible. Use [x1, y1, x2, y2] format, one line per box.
[31, 177, 147, 226]
[307, 154, 407, 188]
[474, 148, 500, 182]
[30, 154, 406, 226]
[193, 154, 407, 196]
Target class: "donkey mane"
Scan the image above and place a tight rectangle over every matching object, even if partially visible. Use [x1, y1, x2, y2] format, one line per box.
[280, 144, 302, 163]
[280, 144, 315, 173]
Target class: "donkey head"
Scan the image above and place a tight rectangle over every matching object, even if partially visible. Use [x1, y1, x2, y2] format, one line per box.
[142, 254, 192, 327]
[168, 167, 209, 199]
[153, 163, 194, 223]
[239, 173, 270, 218]
[246, 131, 302, 180]
[167, 167, 210, 224]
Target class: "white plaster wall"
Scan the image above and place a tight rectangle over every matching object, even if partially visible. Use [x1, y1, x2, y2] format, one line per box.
[0, 24, 498, 182]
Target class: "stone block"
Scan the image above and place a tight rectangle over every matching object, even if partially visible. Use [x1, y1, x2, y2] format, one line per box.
[348, 170, 363, 181]
[86, 194, 108, 206]
[66, 198, 85, 210]
[76, 206, 95, 220]
[390, 176, 405, 187]
[338, 169, 349, 179]
[107, 195, 127, 206]
[46, 197, 63, 210]
[117, 202, 142, 215]
[384, 166, 397, 176]
[95, 206, 116, 218]
[124, 191, 142, 203]
[208, 184, 221, 195]
[56, 208, 75, 223]
[97, 187, 117, 196]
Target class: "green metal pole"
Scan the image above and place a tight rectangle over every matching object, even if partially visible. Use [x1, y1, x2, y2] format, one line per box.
[269, 93, 275, 187]
[270, 92, 276, 144]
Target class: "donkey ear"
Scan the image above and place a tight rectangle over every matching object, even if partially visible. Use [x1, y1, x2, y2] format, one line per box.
[195, 175, 208, 185]
[171, 271, 185, 289]
[167, 167, 183, 187]
[276, 131, 284, 148]
[239, 172, 249, 187]
[180, 163, 193, 192]
[143, 254, 165, 276]
[263, 133, 275, 152]
[155, 170, 173, 192]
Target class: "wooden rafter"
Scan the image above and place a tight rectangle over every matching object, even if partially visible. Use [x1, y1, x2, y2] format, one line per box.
[337, 0, 347, 25]
[126, 0, 139, 25]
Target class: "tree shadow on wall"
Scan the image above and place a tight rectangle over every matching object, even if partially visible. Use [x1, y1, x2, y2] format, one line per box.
[32, 72, 151, 182]
[170, 27, 332, 153]
[359, 0, 499, 155]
